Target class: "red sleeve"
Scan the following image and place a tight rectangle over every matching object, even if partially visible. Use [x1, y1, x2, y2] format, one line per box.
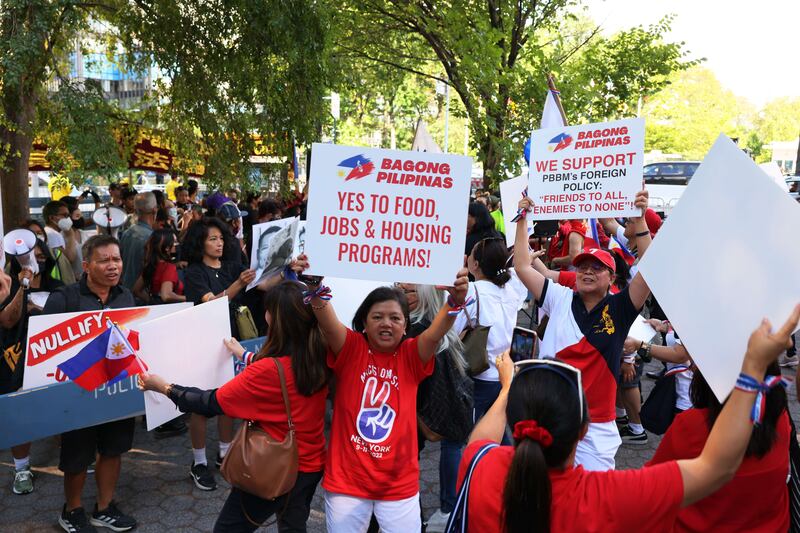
[557, 270, 577, 289]
[604, 462, 684, 529]
[402, 337, 433, 383]
[326, 328, 361, 373]
[215, 358, 275, 421]
[647, 409, 709, 466]
[457, 439, 494, 491]
[162, 262, 180, 285]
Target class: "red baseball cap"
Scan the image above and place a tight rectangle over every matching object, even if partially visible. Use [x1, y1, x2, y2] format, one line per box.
[644, 208, 662, 236]
[573, 248, 616, 273]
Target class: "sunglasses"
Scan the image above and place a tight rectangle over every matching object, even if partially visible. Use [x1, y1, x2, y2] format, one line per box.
[514, 358, 584, 420]
[575, 262, 608, 273]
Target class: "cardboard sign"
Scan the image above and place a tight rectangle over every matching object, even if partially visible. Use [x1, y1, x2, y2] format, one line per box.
[139, 297, 234, 430]
[627, 316, 658, 346]
[499, 175, 535, 247]
[22, 302, 192, 390]
[638, 135, 800, 401]
[247, 217, 300, 290]
[304, 143, 472, 285]
[527, 118, 644, 220]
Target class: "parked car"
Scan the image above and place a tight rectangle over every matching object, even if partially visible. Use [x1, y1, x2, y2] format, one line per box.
[786, 176, 800, 202]
[643, 161, 701, 215]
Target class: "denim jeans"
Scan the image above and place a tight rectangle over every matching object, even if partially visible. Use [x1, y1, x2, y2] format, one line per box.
[439, 439, 464, 513]
[472, 378, 510, 444]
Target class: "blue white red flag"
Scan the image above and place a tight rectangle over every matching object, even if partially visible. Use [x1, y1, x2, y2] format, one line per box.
[57, 320, 147, 391]
[609, 234, 636, 266]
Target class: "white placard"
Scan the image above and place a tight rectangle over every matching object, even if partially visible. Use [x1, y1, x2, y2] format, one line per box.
[305, 143, 472, 285]
[759, 161, 790, 192]
[23, 302, 192, 389]
[499, 175, 535, 247]
[325, 277, 391, 328]
[627, 316, 658, 345]
[247, 217, 299, 290]
[638, 134, 800, 401]
[138, 297, 234, 430]
[528, 117, 644, 220]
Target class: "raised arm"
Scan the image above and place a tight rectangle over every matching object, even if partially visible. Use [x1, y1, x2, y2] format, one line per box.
[627, 188, 652, 310]
[677, 305, 800, 506]
[417, 268, 469, 364]
[468, 352, 513, 443]
[551, 232, 583, 268]
[512, 198, 547, 301]
[299, 254, 347, 353]
[529, 249, 560, 282]
[598, 217, 622, 237]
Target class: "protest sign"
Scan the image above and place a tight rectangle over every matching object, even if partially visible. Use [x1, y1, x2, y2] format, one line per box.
[304, 143, 471, 285]
[527, 117, 644, 220]
[499, 175, 535, 247]
[22, 302, 192, 390]
[759, 161, 790, 192]
[138, 297, 234, 430]
[638, 134, 800, 401]
[247, 217, 300, 290]
[626, 316, 658, 345]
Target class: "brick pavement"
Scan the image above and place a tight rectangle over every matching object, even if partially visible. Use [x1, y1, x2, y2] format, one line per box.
[3, 325, 800, 532]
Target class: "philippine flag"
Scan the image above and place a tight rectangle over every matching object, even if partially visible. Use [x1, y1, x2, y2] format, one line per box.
[337, 154, 374, 181]
[608, 234, 636, 266]
[57, 320, 147, 391]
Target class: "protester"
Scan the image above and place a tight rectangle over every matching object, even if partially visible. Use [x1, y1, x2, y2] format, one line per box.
[257, 199, 281, 224]
[455, 238, 527, 423]
[455, 303, 799, 532]
[42, 235, 137, 532]
[1, 238, 63, 495]
[165, 174, 180, 202]
[61, 196, 91, 277]
[397, 283, 472, 532]
[487, 196, 505, 235]
[513, 190, 651, 470]
[138, 280, 328, 532]
[133, 229, 185, 304]
[175, 186, 191, 210]
[464, 202, 501, 258]
[187, 179, 200, 205]
[304, 267, 469, 532]
[120, 192, 157, 290]
[108, 183, 124, 209]
[41, 200, 78, 285]
[647, 363, 790, 531]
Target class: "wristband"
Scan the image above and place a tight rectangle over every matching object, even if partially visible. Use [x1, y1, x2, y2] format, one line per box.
[510, 187, 530, 223]
[622, 355, 636, 364]
[734, 373, 788, 425]
[303, 285, 331, 305]
[635, 230, 650, 237]
[446, 295, 474, 316]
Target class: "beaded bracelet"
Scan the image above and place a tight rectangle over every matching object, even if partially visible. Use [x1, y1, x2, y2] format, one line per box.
[446, 295, 474, 316]
[734, 373, 788, 425]
[510, 188, 529, 223]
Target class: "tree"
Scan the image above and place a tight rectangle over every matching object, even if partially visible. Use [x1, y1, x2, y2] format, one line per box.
[331, 2, 694, 187]
[642, 67, 751, 159]
[0, 0, 331, 228]
[753, 97, 800, 143]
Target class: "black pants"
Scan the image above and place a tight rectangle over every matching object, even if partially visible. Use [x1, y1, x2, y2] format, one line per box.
[213, 471, 323, 533]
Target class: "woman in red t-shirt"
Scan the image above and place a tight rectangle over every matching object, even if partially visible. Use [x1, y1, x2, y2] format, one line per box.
[304, 267, 469, 533]
[134, 229, 186, 303]
[647, 365, 790, 532]
[138, 281, 330, 532]
[455, 306, 799, 533]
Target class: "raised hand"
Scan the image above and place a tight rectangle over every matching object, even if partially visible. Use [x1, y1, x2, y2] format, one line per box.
[744, 304, 800, 372]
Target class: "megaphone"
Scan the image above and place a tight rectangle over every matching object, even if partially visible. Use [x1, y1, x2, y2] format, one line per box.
[3, 229, 38, 288]
[92, 206, 126, 237]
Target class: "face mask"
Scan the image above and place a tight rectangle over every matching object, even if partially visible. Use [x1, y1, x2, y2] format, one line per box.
[57, 218, 73, 231]
[168, 207, 178, 221]
[72, 217, 86, 229]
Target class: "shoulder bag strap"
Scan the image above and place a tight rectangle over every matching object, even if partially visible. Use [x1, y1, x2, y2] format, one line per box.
[468, 285, 480, 329]
[445, 442, 498, 533]
[272, 358, 294, 431]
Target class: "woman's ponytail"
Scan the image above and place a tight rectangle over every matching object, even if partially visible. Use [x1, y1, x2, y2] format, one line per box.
[502, 438, 551, 533]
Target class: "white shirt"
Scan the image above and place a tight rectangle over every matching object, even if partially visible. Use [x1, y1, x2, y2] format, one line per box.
[666, 332, 693, 411]
[453, 270, 528, 381]
[44, 226, 65, 249]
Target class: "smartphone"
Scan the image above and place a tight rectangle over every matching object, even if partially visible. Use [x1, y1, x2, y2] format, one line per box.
[298, 274, 324, 286]
[510, 327, 537, 362]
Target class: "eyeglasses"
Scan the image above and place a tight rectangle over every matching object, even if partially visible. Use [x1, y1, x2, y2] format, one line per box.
[575, 262, 606, 273]
[514, 358, 584, 420]
[393, 283, 417, 295]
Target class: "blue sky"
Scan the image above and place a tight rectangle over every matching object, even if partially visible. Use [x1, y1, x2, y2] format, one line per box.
[585, 0, 798, 107]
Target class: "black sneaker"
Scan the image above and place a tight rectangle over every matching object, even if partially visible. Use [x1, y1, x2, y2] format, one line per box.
[215, 452, 224, 468]
[90, 501, 136, 531]
[620, 425, 648, 445]
[615, 415, 629, 429]
[646, 369, 665, 380]
[190, 462, 217, 491]
[154, 418, 187, 439]
[59, 505, 97, 532]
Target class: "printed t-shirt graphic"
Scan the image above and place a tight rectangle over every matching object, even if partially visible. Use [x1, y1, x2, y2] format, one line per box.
[537, 280, 639, 422]
[324, 328, 433, 500]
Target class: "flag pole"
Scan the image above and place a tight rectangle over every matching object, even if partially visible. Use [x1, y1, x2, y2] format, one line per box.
[546, 74, 569, 126]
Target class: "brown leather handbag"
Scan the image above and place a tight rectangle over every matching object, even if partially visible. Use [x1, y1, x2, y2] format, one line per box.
[220, 357, 298, 500]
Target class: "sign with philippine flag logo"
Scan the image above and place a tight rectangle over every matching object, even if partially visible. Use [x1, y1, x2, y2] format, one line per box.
[527, 117, 644, 220]
[305, 143, 472, 285]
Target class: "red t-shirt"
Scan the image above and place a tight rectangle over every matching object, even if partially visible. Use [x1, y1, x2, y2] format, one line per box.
[323, 328, 434, 500]
[151, 261, 184, 296]
[647, 408, 790, 532]
[215, 356, 328, 472]
[557, 271, 620, 294]
[458, 440, 684, 532]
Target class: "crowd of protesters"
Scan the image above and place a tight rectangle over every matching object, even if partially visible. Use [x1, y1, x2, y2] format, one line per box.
[1, 178, 799, 533]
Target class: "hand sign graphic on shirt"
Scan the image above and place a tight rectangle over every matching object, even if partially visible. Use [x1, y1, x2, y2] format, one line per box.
[356, 376, 396, 443]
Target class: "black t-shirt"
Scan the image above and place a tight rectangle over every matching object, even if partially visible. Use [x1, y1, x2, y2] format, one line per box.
[184, 261, 247, 337]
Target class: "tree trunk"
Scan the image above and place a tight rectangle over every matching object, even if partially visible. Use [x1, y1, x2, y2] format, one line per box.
[1, 93, 35, 231]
